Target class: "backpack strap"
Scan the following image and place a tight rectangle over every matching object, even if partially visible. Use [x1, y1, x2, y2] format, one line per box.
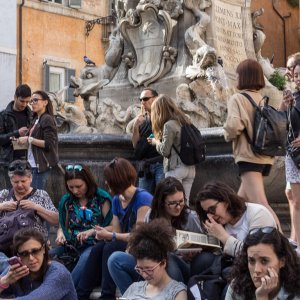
[240, 92, 259, 146]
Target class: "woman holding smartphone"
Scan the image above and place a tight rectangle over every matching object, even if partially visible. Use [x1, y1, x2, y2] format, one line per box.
[0, 228, 77, 299]
[51, 164, 112, 287]
[148, 94, 195, 202]
[280, 59, 300, 255]
[226, 227, 300, 300]
[17, 90, 58, 189]
[76, 158, 152, 300]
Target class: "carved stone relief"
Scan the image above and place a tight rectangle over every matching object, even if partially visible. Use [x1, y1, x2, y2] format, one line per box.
[120, 4, 177, 87]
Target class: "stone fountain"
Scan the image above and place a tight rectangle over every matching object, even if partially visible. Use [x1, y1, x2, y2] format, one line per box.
[43, 0, 288, 225]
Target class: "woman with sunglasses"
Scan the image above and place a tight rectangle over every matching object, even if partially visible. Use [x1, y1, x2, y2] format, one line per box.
[148, 94, 195, 203]
[0, 228, 77, 299]
[51, 164, 112, 287]
[108, 176, 203, 295]
[76, 157, 152, 300]
[121, 218, 187, 300]
[226, 227, 300, 300]
[191, 181, 276, 292]
[17, 90, 58, 190]
[0, 160, 58, 254]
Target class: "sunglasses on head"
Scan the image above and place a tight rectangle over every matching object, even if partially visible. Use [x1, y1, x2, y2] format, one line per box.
[108, 158, 118, 168]
[8, 162, 31, 172]
[139, 96, 153, 102]
[65, 164, 83, 172]
[248, 226, 276, 236]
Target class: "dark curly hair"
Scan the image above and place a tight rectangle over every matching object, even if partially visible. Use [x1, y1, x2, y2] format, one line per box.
[149, 177, 189, 230]
[230, 228, 300, 300]
[128, 218, 176, 262]
[195, 181, 246, 225]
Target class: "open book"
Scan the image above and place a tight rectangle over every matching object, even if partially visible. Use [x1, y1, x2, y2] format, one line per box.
[176, 230, 221, 253]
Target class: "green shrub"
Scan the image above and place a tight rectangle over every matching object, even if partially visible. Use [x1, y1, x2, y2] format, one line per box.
[287, 0, 299, 7]
[269, 70, 286, 91]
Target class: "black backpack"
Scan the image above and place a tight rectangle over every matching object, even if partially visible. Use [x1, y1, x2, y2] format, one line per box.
[241, 93, 288, 157]
[173, 124, 206, 165]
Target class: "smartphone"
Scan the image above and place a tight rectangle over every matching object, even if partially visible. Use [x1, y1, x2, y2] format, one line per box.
[7, 256, 23, 267]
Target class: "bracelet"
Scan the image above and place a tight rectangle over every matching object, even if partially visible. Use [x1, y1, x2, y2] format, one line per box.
[112, 232, 117, 242]
[28, 137, 33, 144]
[0, 278, 9, 289]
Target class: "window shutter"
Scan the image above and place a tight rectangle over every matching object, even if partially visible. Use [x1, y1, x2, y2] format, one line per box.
[69, 0, 81, 8]
[66, 68, 76, 103]
[44, 65, 50, 92]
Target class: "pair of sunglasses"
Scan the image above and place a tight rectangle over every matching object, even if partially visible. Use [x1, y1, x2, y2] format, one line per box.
[8, 162, 31, 172]
[248, 226, 276, 236]
[65, 164, 83, 172]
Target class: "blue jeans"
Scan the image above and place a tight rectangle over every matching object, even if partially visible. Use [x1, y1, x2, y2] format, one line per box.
[50, 244, 93, 288]
[77, 240, 127, 300]
[0, 252, 9, 276]
[31, 168, 50, 190]
[108, 252, 190, 295]
[138, 162, 164, 194]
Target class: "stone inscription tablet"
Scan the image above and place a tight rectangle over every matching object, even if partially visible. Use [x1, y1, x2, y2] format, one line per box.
[211, 0, 248, 76]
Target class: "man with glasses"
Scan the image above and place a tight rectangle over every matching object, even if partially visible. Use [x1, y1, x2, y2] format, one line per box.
[132, 88, 164, 194]
[0, 84, 33, 188]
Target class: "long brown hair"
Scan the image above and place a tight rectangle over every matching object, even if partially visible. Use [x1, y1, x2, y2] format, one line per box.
[151, 94, 191, 139]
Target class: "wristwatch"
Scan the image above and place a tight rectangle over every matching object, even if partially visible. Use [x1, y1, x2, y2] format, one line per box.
[112, 232, 117, 242]
[28, 137, 33, 144]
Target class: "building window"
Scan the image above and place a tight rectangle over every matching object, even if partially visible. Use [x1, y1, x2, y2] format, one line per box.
[69, 0, 81, 8]
[44, 65, 75, 103]
[47, 0, 63, 3]
[49, 66, 65, 95]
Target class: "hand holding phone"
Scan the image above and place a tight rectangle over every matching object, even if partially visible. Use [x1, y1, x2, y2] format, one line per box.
[7, 256, 23, 267]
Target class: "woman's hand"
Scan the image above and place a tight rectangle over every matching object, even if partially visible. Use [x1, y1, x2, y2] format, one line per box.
[18, 200, 37, 210]
[147, 137, 157, 146]
[17, 136, 29, 145]
[291, 137, 300, 149]
[55, 230, 66, 245]
[0, 201, 17, 212]
[255, 268, 279, 300]
[76, 229, 95, 244]
[204, 215, 230, 244]
[1, 264, 29, 286]
[94, 225, 112, 240]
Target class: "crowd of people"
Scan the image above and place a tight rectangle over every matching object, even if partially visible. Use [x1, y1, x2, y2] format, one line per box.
[0, 55, 300, 300]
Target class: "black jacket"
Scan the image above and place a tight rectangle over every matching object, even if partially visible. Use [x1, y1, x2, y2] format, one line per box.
[0, 101, 33, 164]
[30, 113, 59, 173]
[288, 91, 300, 143]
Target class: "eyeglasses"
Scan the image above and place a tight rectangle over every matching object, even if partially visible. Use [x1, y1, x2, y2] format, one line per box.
[30, 98, 44, 104]
[248, 226, 276, 236]
[17, 245, 44, 259]
[134, 261, 161, 276]
[8, 162, 31, 172]
[65, 164, 83, 172]
[166, 199, 185, 208]
[204, 201, 220, 215]
[139, 96, 153, 102]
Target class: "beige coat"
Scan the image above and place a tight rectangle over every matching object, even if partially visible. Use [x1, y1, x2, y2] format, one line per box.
[155, 119, 182, 172]
[223, 90, 274, 165]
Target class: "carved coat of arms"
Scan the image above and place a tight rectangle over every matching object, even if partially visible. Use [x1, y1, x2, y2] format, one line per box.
[120, 4, 177, 87]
